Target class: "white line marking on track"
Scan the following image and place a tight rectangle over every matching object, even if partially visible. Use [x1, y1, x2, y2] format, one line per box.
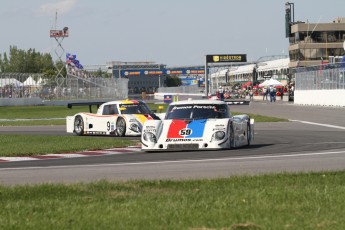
[0, 146, 142, 162]
[45, 154, 87, 158]
[0, 157, 40, 162]
[290, 119, 345, 130]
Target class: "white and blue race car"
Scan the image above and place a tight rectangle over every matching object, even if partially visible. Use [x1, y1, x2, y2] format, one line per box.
[141, 99, 254, 151]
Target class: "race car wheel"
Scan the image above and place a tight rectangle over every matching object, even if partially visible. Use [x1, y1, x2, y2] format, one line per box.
[74, 115, 84, 136]
[116, 117, 126, 137]
[246, 121, 251, 146]
[229, 123, 235, 149]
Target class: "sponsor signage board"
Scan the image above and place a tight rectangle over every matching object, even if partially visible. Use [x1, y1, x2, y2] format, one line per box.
[164, 95, 173, 104]
[206, 54, 247, 63]
[121, 68, 205, 77]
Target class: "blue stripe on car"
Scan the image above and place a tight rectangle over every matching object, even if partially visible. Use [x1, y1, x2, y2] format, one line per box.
[187, 119, 206, 138]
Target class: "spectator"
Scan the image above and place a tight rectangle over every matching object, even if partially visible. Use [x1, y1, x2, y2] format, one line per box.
[269, 85, 276, 102]
[249, 90, 254, 101]
[263, 87, 268, 101]
[218, 86, 224, 101]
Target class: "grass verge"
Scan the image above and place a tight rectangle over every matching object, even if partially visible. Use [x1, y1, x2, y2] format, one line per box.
[0, 134, 136, 157]
[232, 112, 288, 122]
[0, 171, 344, 229]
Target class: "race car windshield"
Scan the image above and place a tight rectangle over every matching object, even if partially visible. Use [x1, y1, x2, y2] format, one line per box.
[120, 103, 151, 114]
[165, 104, 230, 120]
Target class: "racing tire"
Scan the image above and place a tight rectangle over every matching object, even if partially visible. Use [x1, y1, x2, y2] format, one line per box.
[246, 121, 251, 146]
[229, 123, 235, 149]
[74, 115, 84, 136]
[116, 117, 126, 137]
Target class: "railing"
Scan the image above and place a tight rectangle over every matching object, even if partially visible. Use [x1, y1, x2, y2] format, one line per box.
[0, 73, 129, 100]
[294, 63, 345, 90]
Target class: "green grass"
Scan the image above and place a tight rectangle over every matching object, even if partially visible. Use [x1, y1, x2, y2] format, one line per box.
[0, 119, 66, 126]
[0, 105, 90, 126]
[0, 105, 90, 119]
[0, 134, 136, 157]
[232, 112, 288, 122]
[0, 172, 344, 229]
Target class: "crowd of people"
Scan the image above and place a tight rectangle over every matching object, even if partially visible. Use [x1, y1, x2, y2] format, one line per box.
[0, 85, 40, 98]
[261, 85, 284, 102]
[214, 84, 293, 102]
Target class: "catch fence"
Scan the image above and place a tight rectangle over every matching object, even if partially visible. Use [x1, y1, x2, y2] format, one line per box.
[294, 63, 345, 90]
[0, 72, 128, 100]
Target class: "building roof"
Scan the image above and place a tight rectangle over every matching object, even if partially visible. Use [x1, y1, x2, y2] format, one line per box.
[229, 64, 256, 75]
[256, 58, 290, 72]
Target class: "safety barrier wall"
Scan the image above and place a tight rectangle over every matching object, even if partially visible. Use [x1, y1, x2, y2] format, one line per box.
[294, 90, 345, 107]
[294, 63, 345, 107]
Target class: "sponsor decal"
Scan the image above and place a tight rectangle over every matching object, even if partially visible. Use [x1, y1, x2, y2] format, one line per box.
[213, 124, 226, 131]
[144, 129, 156, 133]
[165, 138, 203, 142]
[171, 105, 192, 111]
[86, 131, 107, 135]
[213, 128, 226, 131]
[192, 105, 216, 110]
[166, 138, 191, 142]
[206, 54, 247, 63]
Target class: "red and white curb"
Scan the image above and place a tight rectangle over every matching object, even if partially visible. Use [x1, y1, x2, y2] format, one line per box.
[0, 146, 142, 163]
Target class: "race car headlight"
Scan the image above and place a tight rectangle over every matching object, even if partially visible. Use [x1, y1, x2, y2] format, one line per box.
[143, 132, 157, 143]
[129, 123, 140, 133]
[211, 131, 225, 142]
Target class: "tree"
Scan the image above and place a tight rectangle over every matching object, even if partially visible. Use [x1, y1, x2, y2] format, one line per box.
[0, 52, 10, 72]
[165, 75, 182, 87]
[0, 46, 55, 74]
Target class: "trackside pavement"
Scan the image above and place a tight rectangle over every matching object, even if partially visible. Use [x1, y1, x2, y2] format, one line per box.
[230, 100, 345, 128]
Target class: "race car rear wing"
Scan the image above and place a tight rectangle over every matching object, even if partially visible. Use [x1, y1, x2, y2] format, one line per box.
[224, 100, 250, 105]
[67, 102, 106, 113]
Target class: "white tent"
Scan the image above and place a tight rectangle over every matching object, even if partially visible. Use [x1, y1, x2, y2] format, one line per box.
[259, 78, 284, 87]
[23, 76, 39, 86]
[37, 77, 46, 85]
[0, 78, 23, 87]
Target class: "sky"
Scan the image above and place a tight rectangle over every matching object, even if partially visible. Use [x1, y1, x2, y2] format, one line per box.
[0, 0, 344, 68]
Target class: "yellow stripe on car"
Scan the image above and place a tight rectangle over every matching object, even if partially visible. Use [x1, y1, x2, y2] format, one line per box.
[133, 114, 148, 124]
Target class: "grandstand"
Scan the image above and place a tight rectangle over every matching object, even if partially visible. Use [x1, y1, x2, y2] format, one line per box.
[210, 55, 290, 92]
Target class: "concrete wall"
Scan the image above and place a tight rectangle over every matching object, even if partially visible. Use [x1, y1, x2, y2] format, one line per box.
[295, 90, 345, 107]
[0, 97, 43, 106]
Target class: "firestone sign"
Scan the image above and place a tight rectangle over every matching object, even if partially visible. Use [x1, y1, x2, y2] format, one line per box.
[204, 54, 247, 97]
[206, 54, 247, 63]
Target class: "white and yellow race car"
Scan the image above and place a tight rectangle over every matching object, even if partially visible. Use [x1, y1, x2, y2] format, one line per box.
[66, 100, 160, 137]
[141, 99, 254, 151]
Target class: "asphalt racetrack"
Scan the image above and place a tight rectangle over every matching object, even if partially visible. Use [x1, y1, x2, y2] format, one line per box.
[1, 101, 345, 185]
